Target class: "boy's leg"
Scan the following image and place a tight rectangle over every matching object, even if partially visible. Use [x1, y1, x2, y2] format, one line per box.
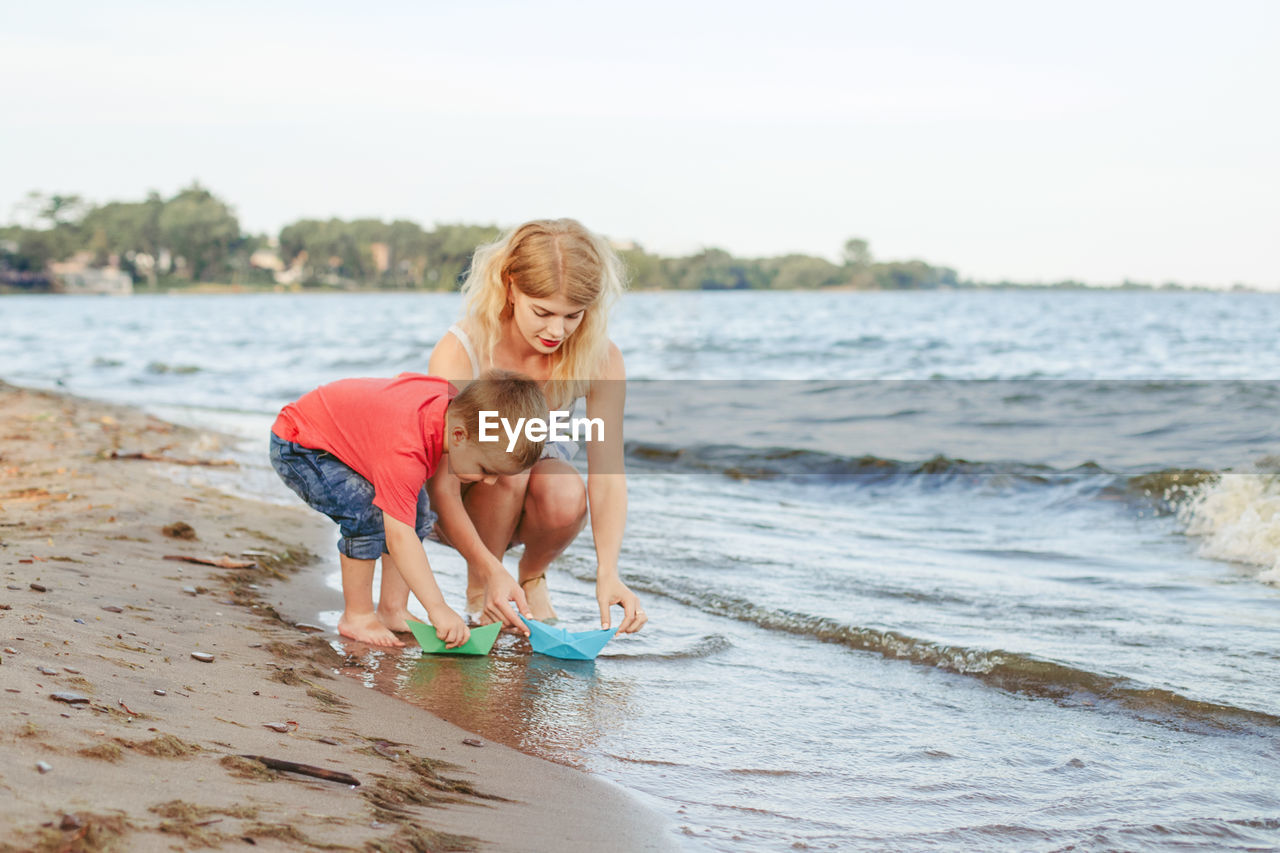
[375, 551, 415, 633]
[271, 437, 406, 648]
[338, 553, 406, 648]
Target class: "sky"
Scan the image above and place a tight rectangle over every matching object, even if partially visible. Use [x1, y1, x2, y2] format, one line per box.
[2, 0, 1277, 288]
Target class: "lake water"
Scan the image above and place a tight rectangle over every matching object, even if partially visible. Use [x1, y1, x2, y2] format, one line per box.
[3, 290, 1279, 851]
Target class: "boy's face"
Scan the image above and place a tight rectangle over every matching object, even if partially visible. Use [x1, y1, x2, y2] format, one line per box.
[448, 435, 521, 485]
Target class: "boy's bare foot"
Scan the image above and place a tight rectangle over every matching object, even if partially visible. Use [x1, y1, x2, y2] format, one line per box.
[375, 606, 414, 634]
[338, 612, 406, 647]
[520, 575, 558, 623]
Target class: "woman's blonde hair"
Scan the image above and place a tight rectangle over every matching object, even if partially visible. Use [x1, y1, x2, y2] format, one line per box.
[459, 219, 625, 409]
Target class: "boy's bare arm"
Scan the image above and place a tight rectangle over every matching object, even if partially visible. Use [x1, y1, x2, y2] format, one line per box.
[382, 513, 469, 648]
[426, 465, 532, 633]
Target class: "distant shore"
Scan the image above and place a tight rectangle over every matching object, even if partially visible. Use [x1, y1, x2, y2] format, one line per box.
[3, 281, 1272, 296]
[6, 187, 1270, 294]
[0, 381, 673, 852]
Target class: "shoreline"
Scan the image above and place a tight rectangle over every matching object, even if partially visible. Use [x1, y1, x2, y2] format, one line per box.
[0, 381, 676, 852]
[4, 284, 1274, 297]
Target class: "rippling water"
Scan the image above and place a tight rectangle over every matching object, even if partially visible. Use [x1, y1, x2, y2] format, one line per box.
[3, 290, 1279, 851]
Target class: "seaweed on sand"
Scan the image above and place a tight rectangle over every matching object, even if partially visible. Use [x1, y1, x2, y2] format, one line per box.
[120, 733, 202, 758]
[361, 775, 460, 818]
[239, 823, 351, 850]
[218, 754, 277, 781]
[7, 813, 133, 853]
[148, 799, 259, 821]
[366, 824, 478, 853]
[77, 742, 125, 762]
[403, 755, 507, 802]
[307, 685, 351, 711]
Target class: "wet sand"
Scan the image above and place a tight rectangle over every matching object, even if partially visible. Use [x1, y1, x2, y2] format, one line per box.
[0, 381, 674, 852]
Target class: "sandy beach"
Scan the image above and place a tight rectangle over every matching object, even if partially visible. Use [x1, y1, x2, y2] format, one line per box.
[0, 381, 674, 852]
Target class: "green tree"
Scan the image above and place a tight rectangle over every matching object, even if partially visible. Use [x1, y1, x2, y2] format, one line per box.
[278, 218, 322, 270]
[80, 193, 165, 285]
[385, 219, 430, 286]
[766, 254, 846, 289]
[158, 183, 240, 281]
[842, 237, 871, 269]
[870, 260, 958, 290]
[670, 248, 768, 290]
[422, 223, 501, 290]
[10, 191, 89, 230]
[0, 225, 62, 272]
[619, 246, 668, 289]
[7, 191, 90, 263]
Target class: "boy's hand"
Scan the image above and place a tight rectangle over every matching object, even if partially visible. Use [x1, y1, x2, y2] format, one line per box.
[597, 575, 646, 634]
[483, 571, 533, 636]
[429, 607, 471, 649]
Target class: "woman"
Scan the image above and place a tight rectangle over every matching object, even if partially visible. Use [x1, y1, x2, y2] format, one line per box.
[377, 219, 647, 637]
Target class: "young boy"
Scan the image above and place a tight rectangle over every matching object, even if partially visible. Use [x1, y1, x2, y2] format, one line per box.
[269, 369, 547, 648]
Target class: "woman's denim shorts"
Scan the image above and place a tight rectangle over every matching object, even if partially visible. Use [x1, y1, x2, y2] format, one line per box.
[269, 433, 436, 560]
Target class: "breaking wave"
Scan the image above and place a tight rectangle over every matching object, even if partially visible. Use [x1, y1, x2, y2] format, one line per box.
[1178, 471, 1280, 583]
[623, 577, 1280, 734]
[626, 441, 1220, 512]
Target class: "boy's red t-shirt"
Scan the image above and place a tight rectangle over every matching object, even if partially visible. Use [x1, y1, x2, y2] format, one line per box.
[271, 373, 456, 528]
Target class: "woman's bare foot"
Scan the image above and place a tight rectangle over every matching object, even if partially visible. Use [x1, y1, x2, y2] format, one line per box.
[375, 605, 414, 634]
[338, 611, 405, 647]
[520, 576, 558, 622]
[465, 583, 485, 621]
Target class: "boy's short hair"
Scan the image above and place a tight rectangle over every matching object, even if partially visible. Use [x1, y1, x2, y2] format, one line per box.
[449, 369, 549, 470]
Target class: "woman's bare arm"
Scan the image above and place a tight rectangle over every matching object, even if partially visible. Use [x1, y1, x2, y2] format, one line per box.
[585, 342, 646, 633]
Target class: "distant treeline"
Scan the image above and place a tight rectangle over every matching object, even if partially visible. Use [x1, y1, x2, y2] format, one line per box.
[0, 184, 1221, 292]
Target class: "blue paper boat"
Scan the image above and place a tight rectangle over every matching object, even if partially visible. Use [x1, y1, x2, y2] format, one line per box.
[519, 615, 619, 660]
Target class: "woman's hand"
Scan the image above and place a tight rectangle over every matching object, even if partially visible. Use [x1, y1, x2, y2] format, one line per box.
[484, 569, 532, 636]
[597, 574, 647, 634]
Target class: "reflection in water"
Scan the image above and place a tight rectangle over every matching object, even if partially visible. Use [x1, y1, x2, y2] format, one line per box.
[345, 635, 636, 767]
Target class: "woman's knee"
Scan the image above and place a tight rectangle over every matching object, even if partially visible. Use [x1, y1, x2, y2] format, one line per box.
[464, 468, 530, 509]
[494, 467, 532, 497]
[525, 463, 587, 529]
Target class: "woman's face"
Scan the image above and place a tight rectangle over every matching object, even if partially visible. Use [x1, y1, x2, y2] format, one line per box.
[509, 287, 587, 354]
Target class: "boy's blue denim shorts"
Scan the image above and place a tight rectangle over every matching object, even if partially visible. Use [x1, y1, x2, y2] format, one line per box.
[269, 433, 436, 560]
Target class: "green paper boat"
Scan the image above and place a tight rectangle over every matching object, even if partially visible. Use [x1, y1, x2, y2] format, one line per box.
[519, 615, 619, 660]
[407, 620, 501, 655]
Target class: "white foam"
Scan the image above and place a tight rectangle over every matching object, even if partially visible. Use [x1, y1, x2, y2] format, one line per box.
[1178, 474, 1280, 583]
